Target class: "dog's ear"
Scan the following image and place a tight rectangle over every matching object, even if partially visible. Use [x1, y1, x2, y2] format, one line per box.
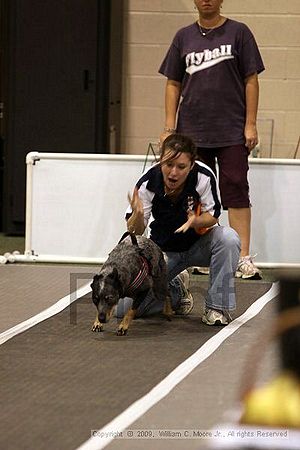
[90, 273, 101, 289]
[108, 268, 122, 292]
[108, 267, 119, 281]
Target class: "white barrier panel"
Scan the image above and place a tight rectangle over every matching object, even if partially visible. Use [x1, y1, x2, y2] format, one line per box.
[220, 159, 300, 267]
[21, 153, 300, 267]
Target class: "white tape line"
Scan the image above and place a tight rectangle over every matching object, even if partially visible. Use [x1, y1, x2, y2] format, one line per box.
[0, 283, 91, 346]
[76, 282, 279, 450]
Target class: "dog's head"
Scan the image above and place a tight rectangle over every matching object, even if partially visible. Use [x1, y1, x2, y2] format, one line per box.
[91, 268, 121, 323]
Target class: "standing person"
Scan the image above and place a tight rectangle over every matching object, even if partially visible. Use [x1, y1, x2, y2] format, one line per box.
[158, 0, 265, 279]
[125, 133, 240, 326]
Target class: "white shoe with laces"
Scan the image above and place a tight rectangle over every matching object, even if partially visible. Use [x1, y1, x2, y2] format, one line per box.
[175, 270, 194, 315]
[202, 307, 232, 326]
[235, 254, 262, 280]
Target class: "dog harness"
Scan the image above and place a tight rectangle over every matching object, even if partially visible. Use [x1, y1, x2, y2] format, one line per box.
[126, 256, 150, 295]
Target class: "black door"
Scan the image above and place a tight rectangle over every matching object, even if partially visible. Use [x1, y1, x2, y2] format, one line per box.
[0, 0, 122, 234]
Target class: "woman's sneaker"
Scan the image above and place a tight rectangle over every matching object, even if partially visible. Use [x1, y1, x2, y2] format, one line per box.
[175, 270, 194, 315]
[202, 308, 232, 326]
[236, 255, 262, 280]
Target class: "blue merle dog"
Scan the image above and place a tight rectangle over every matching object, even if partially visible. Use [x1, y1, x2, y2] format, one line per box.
[91, 232, 172, 335]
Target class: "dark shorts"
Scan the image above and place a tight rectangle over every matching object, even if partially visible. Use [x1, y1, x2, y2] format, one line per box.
[196, 145, 250, 209]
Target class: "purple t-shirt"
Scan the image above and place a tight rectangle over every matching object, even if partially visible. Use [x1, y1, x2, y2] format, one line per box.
[159, 19, 265, 147]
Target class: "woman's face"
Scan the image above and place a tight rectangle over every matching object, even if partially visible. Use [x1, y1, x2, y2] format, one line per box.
[161, 150, 194, 192]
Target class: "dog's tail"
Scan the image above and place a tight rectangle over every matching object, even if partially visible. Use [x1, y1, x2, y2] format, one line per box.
[118, 231, 138, 247]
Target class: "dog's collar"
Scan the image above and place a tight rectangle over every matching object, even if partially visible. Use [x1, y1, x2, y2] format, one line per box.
[125, 256, 150, 296]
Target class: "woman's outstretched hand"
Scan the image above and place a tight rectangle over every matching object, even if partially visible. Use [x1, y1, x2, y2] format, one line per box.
[175, 210, 197, 233]
[128, 187, 143, 215]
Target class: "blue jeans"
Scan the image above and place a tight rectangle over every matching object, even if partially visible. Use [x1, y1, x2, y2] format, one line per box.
[116, 226, 240, 317]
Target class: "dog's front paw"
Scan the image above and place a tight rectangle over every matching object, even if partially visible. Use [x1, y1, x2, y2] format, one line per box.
[116, 327, 128, 336]
[92, 322, 103, 332]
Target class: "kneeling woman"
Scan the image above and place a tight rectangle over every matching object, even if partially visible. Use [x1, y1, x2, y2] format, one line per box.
[124, 133, 240, 326]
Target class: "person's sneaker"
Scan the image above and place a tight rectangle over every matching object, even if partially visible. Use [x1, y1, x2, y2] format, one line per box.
[178, 269, 190, 290]
[202, 307, 232, 326]
[235, 255, 262, 280]
[175, 270, 194, 315]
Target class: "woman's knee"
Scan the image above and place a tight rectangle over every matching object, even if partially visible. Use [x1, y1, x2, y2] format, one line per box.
[213, 226, 241, 252]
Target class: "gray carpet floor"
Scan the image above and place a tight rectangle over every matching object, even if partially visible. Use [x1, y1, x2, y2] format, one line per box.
[0, 264, 275, 450]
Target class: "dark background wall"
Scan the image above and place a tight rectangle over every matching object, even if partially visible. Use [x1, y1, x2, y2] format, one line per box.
[0, 0, 123, 234]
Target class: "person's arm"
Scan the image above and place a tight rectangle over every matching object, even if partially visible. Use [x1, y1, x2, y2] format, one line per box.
[176, 171, 220, 234]
[159, 79, 182, 144]
[127, 188, 146, 235]
[244, 72, 259, 153]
